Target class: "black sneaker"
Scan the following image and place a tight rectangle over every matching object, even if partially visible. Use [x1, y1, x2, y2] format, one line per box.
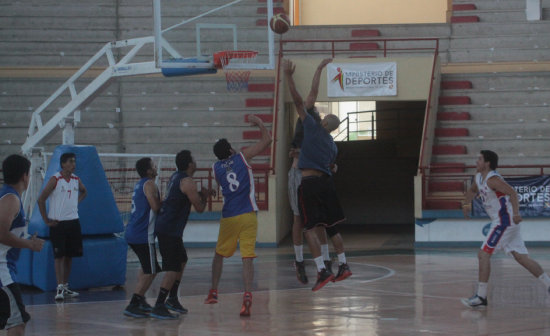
[138, 299, 153, 313]
[334, 263, 352, 282]
[461, 294, 488, 309]
[150, 304, 178, 320]
[324, 260, 333, 274]
[312, 268, 335, 291]
[165, 297, 188, 314]
[123, 303, 149, 318]
[294, 260, 308, 284]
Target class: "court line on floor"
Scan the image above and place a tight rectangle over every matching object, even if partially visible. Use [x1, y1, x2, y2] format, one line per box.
[28, 258, 396, 308]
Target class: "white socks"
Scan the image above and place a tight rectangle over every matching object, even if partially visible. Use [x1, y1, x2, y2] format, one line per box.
[314, 256, 325, 272]
[294, 245, 304, 262]
[337, 253, 347, 265]
[321, 244, 330, 261]
[477, 282, 488, 298]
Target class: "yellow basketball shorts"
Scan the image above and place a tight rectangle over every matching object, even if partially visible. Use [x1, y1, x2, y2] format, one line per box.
[215, 211, 258, 258]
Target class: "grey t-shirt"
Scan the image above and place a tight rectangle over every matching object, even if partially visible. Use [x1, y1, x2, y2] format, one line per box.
[298, 114, 337, 175]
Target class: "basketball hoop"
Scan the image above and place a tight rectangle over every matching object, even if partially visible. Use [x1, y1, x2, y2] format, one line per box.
[213, 50, 258, 92]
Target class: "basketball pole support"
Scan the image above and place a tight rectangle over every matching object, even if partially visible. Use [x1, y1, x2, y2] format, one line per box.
[20, 0, 275, 216]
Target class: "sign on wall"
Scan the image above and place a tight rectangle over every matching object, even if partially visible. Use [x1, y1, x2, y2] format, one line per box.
[327, 62, 397, 97]
[472, 175, 550, 218]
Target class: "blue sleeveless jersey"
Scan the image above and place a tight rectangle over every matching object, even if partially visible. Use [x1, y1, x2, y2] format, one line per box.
[213, 152, 258, 218]
[155, 171, 191, 237]
[0, 185, 26, 286]
[125, 178, 156, 244]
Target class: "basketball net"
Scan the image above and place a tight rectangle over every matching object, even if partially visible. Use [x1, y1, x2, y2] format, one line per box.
[214, 51, 258, 92]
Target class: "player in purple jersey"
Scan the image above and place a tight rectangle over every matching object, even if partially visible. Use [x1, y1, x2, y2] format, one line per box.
[205, 115, 271, 316]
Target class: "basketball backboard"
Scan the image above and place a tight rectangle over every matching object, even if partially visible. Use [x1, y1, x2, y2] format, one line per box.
[153, 0, 276, 71]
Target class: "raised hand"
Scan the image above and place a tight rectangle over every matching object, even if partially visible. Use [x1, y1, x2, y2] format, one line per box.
[248, 114, 264, 127]
[283, 59, 295, 75]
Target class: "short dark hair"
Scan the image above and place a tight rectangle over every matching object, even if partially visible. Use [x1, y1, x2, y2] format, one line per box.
[480, 150, 498, 170]
[60, 152, 76, 166]
[135, 157, 152, 178]
[213, 139, 232, 160]
[175, 150, 193, 171]
[2, 154, 31, 185]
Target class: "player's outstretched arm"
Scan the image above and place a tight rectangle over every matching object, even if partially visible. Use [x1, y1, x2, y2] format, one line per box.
[305, 58, 332, 109]
[283, 59, 306, 120]
[487, 176, 522, 224]
[0, 195, 44, 252]
[243, 115, 272, 162]
[461, 182, 478, 219]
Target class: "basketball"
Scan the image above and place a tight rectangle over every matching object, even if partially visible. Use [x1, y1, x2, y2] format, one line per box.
[269, 13, 290, 35]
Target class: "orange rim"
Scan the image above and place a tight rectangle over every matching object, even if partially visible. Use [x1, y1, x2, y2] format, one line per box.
[213, 50, 258, 68]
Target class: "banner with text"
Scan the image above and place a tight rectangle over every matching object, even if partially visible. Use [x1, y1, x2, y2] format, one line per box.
[472, 175, 550, 218]
[327, 62, 397, 97]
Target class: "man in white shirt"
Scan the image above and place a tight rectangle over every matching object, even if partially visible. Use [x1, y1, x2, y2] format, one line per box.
[38, 153, 87, 301]
[461, 150, 550, 308]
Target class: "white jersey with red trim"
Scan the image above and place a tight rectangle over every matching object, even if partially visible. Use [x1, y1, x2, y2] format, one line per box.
[475, 170, 513, 222]
[47, 172, 80, 221]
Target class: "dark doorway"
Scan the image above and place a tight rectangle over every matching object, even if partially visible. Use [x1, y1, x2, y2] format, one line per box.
[333, 101, 425, 237]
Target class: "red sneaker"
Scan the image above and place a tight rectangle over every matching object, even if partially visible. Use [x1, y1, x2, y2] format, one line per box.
[204, 289, 218, 304]
[334, 263, 352, 282]
[240, 292, 252, 317]
[312, 268, 335, 291]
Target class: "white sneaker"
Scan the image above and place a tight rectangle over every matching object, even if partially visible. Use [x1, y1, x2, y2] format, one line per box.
[461, 294, 488, 309]
[63, 284, 79, 298]
[55, 284, 65, 301]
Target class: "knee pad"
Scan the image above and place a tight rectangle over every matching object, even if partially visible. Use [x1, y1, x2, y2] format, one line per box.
[326, 225, 339, 238]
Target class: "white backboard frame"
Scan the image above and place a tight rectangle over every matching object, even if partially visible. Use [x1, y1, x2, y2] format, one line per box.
[153, 0, 275, 70]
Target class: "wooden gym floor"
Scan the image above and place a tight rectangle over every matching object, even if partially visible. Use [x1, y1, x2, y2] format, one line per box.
[11, 227, 550, 336]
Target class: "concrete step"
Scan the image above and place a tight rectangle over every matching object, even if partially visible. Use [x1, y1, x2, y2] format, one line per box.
[437, 121, 550, 137]
[122, 109, 273, 126]
[452, 0, 550, 10]
[437, 112, 471, 121]
[3, 3, 116, 17]
[0, 17, 116, 29]
[441, 72, 550, 90]
[441, 81, 472, 90]
[451, 16, 480, 23]
[434, 128, 469, 137]
[452, 9, 538, 22]
[439, 105, 550, 122]
[428, 181, 465, 192]
[119, 76, 274, 94]
[429, 162, 466, 173]
[439, 96, 471, 105]
[284, 24, 451, 39]
[424, 199, 462, 210]
[450, 34, 550, 49]
[448, 46, 550, 63]
[452, 21, 550, 37]
[438, 89, 550, 105]
[434, 137, 550, 156]
[432, 145, 467, 155]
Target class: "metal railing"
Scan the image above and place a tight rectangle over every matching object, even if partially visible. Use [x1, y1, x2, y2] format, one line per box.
[334, 110, 377, 141]
[103, 167, 269, 213]
[420, 164, 550, 209]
